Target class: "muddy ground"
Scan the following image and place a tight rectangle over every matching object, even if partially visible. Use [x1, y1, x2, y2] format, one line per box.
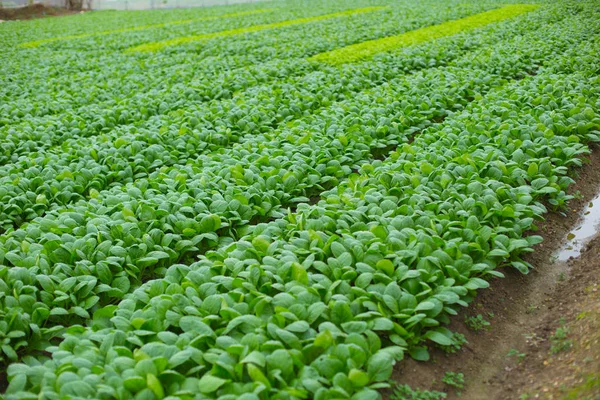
[0, 4, 78, 21]
[391, 148, 600, 399]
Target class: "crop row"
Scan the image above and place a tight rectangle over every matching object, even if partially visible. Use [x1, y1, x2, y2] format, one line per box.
[0, 9, 574, 368]
[0, 62, 511, 365]
[0, 3, 489, 146]
[2, 2, 599, 399]
[5, 13, 600, 398]
[0, 2, 268, 45]
[19, 9, 276, 48]
[0, 1, 495, 126]
[127, 7, 387, 52]
[0, 0, 598, 372]
[0, 5, 570, 231]
[310, 4, 539, 64]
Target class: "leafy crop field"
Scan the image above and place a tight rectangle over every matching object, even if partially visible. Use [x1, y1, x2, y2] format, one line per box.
[1, 0, 599, 398]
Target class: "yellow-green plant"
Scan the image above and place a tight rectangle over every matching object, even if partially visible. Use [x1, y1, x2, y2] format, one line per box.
[310, 4, 539, 64]
[127, 6, 387, 53]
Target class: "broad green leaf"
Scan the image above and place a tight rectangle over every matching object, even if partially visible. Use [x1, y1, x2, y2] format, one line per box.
[198, 374, 227, 394]
[367, 351, 394, 382]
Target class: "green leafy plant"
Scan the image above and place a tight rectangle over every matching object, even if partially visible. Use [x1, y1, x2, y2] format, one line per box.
[391, 384, 447, 400]
[2, 1, 600, 399]
[442, 372, 465, 391]
[310, 4, 539, 64]
[129, 6, 387, 53]
[507, 349, 527, 363]
[465, 315, 491, 332]
[549, 326, 573, 354]
[438, 332, 468, 354]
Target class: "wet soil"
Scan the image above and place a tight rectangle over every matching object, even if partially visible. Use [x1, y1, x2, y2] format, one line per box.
[0, 4, 78, 21]
[390, 146, 600, 399]
[498, 236, 600, 400]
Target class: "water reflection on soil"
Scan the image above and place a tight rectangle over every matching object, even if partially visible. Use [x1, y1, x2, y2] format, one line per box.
[556, 193, 600, 261]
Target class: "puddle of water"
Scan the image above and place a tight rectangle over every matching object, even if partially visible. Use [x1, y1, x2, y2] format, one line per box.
[555, 193, 600, 261]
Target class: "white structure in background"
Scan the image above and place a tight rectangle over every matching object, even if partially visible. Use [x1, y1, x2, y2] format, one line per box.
[0, 0, 263, 10]
[94, 0, 262, 11]
[0, 0, 64, 7]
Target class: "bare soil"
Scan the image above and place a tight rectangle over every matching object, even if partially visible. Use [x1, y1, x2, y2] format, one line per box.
[0, 4, 78, 21]
[500, 237, 600, 400]
[390, 147, 600, 400]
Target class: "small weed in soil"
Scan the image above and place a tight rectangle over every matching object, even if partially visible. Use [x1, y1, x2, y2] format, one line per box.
[390, 383, 447, 400]
[549, 325, 573, 354]
[507, 349, 527, 363]
[442, 372, 465, 391]
[465, 314, 491, 332]
[437, 333, 468, 354]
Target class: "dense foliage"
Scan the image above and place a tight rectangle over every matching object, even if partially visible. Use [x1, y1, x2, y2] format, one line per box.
[1, 0, 599, 399]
